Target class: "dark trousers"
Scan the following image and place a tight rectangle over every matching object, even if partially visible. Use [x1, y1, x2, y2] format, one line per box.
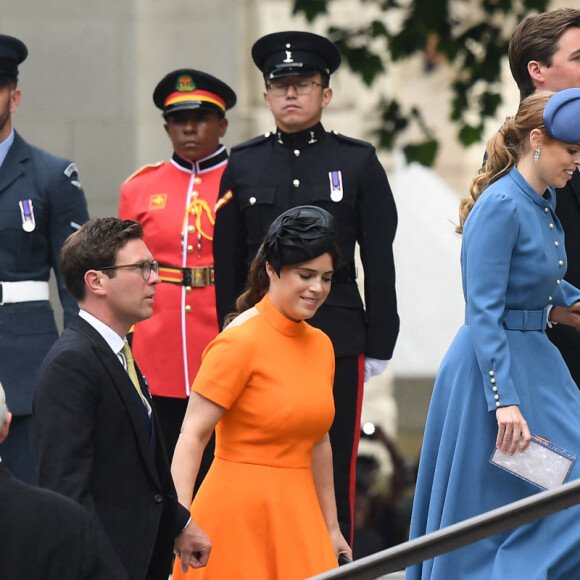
[329, 355, 364, 546]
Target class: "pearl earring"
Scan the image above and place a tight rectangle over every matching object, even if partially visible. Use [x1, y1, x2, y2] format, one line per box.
[534, 147, 541, 163]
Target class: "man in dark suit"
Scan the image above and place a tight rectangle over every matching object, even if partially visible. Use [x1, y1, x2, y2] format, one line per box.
[0, 33, 89, 484]
[508, 9, 580, 385]
[213, 31, 399, 544]
[0, 381, 108, 580]
[33, 218, 211, 580]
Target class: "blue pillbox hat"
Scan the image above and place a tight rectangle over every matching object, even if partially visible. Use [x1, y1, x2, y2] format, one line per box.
[544, 88, 580, 143]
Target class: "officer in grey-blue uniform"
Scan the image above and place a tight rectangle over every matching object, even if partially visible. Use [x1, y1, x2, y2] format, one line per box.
[213, 30, 399, 545]
[0, 34, 89, 484]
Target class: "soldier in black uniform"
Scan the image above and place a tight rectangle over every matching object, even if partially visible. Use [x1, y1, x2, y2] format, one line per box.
[213, 30, 399, 544]
[0, 34, 89, 483]
[508, 9, 580, 386]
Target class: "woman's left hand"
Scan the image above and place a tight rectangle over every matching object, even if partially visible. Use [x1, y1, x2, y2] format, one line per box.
[328, 523, 353, 562]
[496, 405, 531, 454]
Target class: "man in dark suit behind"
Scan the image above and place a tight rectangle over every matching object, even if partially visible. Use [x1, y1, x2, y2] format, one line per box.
[33, 217, 211, 580]
[0, 380, 108, 580]
[508, 9, 580, 385]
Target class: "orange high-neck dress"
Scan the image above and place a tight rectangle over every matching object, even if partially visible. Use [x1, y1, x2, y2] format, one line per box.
[173, 294, 338, 579]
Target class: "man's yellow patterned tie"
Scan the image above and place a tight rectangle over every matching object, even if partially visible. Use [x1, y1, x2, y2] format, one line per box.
[122, 342, 150, 413]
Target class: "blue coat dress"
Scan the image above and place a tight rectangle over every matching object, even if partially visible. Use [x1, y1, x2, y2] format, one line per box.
[408, 167, 580, 580]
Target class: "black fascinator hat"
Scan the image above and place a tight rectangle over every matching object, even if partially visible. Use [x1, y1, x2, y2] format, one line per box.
[264, 205, 339, 276]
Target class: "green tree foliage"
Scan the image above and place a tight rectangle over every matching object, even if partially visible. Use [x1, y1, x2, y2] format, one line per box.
[293, 0, 551, 165]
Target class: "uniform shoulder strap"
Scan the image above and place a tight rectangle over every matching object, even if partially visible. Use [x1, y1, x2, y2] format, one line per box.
[123, 161, 164, 183]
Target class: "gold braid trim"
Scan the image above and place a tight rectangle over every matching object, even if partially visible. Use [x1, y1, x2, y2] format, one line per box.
[183, 198, 215, 241]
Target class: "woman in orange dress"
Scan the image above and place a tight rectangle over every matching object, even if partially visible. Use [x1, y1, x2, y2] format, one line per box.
[172, 205, 352, 579]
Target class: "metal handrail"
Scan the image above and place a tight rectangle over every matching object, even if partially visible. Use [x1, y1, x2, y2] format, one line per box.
[309, 478, 580, 580]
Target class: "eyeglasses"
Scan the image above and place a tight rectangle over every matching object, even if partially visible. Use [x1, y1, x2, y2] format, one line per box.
[266, 80, 325, 96]
[99, 260, 159, 281]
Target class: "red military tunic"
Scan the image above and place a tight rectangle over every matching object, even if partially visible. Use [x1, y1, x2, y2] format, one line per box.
[119, 146, 227, 398]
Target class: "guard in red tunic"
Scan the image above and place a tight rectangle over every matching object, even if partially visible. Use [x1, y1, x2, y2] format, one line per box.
[119, 69, 236, 461]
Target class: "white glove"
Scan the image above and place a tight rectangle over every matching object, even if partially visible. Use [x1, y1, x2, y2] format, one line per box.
[364, 357, 389, 382]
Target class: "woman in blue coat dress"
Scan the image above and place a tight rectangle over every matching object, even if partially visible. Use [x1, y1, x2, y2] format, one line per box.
[408, 89, 580, 580]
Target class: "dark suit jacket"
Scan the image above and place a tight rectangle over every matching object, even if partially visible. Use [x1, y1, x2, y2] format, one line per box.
[0, 461, 108, 580]
[33, 315, 190, 580]
[547, 171, 580, 387]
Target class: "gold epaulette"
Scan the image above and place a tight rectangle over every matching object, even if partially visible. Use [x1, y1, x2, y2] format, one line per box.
[123, 161, 164, 183]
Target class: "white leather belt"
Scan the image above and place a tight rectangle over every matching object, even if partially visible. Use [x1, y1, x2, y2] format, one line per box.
[0, 281, 50, 305]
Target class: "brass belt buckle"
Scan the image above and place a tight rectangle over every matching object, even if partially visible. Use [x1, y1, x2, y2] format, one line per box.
[188, 267, 214, 287]
[191, 267, 207, 287]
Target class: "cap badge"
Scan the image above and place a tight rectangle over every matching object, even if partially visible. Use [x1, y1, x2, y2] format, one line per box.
[176, 75, 195, 92]
[328, 171, 343, 202]
[283, 42, 293, 63]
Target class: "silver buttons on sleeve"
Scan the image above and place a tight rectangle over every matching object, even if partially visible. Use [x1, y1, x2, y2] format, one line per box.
[489, 370, 501, 407]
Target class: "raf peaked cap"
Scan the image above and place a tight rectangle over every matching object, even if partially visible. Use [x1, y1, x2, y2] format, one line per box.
[153, 69, 236, 117]
[0, 34, 28, 79]
[252, 31, 341, 80]
[544, 88, 580, 144]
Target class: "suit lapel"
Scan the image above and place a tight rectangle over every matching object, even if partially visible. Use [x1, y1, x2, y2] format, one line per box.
[0, 132, 28, 194]
[69, 316, 161, 485]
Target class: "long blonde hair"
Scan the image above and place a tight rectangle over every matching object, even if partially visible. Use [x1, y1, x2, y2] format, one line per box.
[457, 91, 554, 234]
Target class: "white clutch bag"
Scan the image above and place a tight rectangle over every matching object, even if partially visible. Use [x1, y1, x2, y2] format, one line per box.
[490, 434, 577, 490]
